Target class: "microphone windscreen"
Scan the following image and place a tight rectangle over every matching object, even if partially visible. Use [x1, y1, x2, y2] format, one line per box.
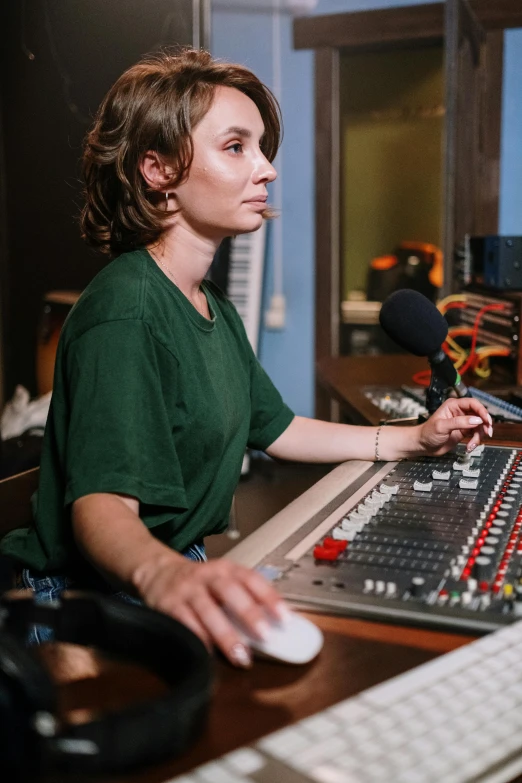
[379, 289, 448, 356]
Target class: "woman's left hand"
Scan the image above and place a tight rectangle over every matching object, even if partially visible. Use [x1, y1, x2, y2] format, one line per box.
[415, 397, 492, 456]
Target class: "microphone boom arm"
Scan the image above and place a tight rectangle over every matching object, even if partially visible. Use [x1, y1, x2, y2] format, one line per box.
[426, 350, 470, 415]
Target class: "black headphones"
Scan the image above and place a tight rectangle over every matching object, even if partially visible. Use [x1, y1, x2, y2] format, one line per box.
[0, 591, 213, 780]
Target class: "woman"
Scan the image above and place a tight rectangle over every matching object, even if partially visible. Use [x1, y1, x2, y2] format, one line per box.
[1, 49, 491, 666]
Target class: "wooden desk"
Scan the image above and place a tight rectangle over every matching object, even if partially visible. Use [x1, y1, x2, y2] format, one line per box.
[41, 614, 475, 783]
[317, 353, 522, 445]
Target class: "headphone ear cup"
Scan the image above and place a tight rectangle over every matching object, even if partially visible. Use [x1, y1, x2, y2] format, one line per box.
[0, 633, 57, 781]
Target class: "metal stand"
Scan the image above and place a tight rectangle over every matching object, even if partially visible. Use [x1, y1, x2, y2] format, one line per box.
[425, 372, 449, 416]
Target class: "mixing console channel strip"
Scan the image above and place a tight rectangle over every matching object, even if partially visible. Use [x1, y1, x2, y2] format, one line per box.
[228, 446, 522, 633]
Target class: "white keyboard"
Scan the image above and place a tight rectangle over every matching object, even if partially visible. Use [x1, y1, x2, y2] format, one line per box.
[171, 619, 522, 783]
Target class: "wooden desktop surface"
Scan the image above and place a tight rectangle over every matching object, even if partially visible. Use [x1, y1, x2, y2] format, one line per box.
[37, 355, 522, 782]
[40, 614, 476, 783]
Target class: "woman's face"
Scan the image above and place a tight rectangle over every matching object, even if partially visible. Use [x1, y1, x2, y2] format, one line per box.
[173, 85, 277, 240]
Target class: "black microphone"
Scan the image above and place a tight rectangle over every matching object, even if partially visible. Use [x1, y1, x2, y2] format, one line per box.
[379, 289, 469, 397]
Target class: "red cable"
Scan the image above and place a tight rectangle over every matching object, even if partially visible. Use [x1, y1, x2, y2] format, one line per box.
[456, 303, 506, 376]
[412, 302, 506, 387]
[412, 370, 431, 387]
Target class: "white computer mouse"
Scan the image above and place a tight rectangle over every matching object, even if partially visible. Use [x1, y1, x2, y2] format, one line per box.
[233, 610, 324, 665]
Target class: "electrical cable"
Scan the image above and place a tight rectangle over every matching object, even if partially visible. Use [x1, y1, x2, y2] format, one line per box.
[457, 303, 507, 376]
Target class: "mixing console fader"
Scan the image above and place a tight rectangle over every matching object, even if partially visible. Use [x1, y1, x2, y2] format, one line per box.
[231, 445, 522, 633]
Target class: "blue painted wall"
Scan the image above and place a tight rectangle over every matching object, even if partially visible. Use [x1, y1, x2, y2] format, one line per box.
[500, 29, 522, 235]
[212, 2, 522, 418]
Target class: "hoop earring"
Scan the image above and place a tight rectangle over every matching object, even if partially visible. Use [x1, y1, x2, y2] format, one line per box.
[165, 192, 170, 211]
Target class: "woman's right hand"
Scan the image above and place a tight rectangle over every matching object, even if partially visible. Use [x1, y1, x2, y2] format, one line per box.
[132, 553, 289, 668]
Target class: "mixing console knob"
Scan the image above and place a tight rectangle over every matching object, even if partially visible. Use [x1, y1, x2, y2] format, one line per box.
[467, 578, 478, 592]
[363, 498, 380, 513]
[375, 580, 385, 594]
[485, 536, 499, 546]
[473, 556, 492, 582]
[500, 503, 513, 510]
[503, 584, 514, 602]
[386, 582, 397, 597]
[432, 469, 451, 481]
[370, 490, 385, 504]
[413, 481, 432, 492]
[461, 592, 472, 606]
[332, 526, 353, 541]
[364, 579, 374, 593]
[380, 482, 399, 495]
[480, 594, 491, 610]
[347, 511, 366, 524]
[342, 519, 363, 535]
[410, 576, 425, 597]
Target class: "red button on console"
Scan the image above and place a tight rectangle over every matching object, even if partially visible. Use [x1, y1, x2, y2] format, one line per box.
[313, 546, 338, 561]
[323, 537, 348, 552]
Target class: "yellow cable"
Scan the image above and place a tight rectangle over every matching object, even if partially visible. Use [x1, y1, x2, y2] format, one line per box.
[437, 294, 467, 313]
[475, 346, 511, 357]
[446, 334, 467, 357]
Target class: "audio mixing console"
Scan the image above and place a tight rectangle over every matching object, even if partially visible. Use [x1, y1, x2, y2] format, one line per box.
[228, 445, 522, 633]
[364, 384, 522, 423]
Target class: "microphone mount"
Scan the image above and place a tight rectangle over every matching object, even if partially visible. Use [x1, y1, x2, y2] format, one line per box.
[426, 349, 470, 415]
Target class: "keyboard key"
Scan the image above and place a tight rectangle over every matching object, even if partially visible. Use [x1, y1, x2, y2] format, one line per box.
[328, 699, 372, 724]
[225, 749, 265, 776]
[291, 736, 349, 768]
[196, 761, 246, 783]
[300, 713, 339, 739]
[310, 766, 364, 783]
[258, 727, 309, 759]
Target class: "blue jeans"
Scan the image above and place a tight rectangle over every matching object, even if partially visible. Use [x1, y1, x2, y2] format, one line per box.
[18, 540, 207, 645]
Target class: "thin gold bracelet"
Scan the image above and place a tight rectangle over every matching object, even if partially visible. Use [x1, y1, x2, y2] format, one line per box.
[374, 425, 383, 461]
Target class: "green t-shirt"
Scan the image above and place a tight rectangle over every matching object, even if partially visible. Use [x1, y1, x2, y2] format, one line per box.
[1, 249, 294, 573]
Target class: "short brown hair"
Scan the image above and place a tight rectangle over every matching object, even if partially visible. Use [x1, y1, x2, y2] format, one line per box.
[80, 48, 282, 256]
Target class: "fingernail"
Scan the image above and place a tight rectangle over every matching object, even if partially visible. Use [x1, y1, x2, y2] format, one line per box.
[488, 414, 493, 426]
[230, 643, 252, 668]
[469, 417, 482, 424]
[489, 425, 493, 437]
[255, 620, 271, 641]
[275, 603, 292, 625]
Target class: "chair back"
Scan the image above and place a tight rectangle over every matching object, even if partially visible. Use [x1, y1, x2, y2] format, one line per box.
[0, 467, 39, 539]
